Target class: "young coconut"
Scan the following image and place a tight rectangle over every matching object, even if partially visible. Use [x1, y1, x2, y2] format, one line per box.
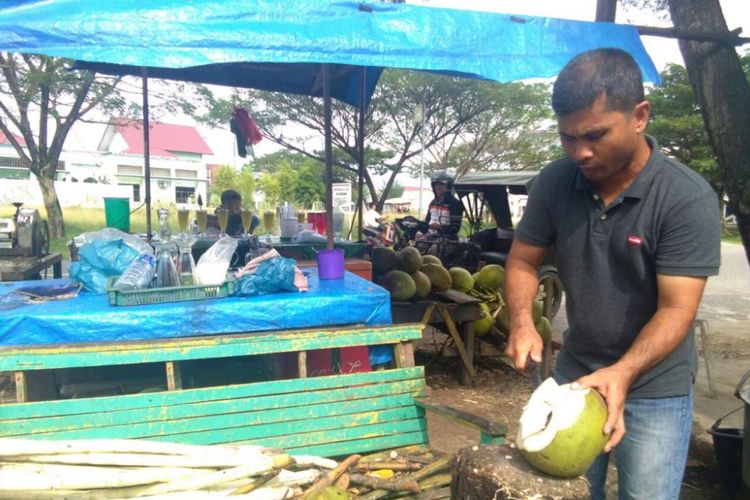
[516, 378, 609, 478]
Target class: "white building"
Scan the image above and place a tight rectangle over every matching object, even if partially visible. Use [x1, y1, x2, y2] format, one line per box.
[0, 119, 214, 208]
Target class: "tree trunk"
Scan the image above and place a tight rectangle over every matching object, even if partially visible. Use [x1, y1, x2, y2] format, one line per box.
[668, 0, 750, 266]
[37, 171, 65, 239]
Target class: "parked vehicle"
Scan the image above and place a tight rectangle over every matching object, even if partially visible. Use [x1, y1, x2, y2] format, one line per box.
[454, 170, 563, 318]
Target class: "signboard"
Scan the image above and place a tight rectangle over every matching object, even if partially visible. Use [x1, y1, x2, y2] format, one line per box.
[332, 182, 352, 211]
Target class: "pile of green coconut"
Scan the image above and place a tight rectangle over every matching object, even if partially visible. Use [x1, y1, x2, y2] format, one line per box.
[372, 246, 551, 343]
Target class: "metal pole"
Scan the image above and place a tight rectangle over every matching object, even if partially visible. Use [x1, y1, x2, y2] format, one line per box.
[357, 66, 366, 241]
[141, 67, 152, 240]
[322, 64, 334, 249]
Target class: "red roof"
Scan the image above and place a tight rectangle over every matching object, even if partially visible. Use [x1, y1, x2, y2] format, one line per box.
[0, 130, 26, 146]
[112, 118, 212, 157]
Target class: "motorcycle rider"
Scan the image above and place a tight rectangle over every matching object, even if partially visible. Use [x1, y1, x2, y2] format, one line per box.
[424, 171, 464, 238]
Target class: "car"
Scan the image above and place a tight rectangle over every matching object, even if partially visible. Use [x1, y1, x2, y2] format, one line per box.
[454, 170, 564, 318]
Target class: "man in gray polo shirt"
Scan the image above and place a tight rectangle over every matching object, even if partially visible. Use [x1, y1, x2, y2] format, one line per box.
[504, 48, 720, 499]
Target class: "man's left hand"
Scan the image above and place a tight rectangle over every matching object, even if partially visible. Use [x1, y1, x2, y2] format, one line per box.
[573, 365, 636, 452]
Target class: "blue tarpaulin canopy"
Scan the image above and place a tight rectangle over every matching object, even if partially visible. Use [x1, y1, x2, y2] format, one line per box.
[0, 0, 660, 107]
[0, 0, 660, 245]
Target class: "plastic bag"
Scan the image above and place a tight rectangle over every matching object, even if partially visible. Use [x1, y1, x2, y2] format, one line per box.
[235, 257, 299, 296]
[74, 228, 152, 255]
[291, 229, 326, 244]
[194, 236, 238, 285]
[69, 237, 142, 293]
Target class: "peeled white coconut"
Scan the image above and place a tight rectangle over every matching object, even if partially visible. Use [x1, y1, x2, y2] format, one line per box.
[516, 378, 609, 478]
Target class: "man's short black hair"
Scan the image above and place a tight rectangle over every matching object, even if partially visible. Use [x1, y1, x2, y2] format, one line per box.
[220, 189, 241, 206]
[552, 48, 645, 116]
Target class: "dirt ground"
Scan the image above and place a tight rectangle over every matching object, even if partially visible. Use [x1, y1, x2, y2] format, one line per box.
[419, 318, 749, 499]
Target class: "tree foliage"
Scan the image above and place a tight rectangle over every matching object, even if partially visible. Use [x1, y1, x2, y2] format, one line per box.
[648, 63, 719, 185]
[180, 69, 557, 207]
[0, 54, 130, 238]
[251, 150, 326, 209]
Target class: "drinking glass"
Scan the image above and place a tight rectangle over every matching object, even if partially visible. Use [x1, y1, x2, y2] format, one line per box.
[155, 244, 180, 287]
[177, 207, 190, 238]
[263, 210, 275, 242]
[196, 209, 208, 237]
[241, 208, 253, 235]
[216, 208, 229, 237]
[157, 208, 171, 241]
[177, 241, 196, 286]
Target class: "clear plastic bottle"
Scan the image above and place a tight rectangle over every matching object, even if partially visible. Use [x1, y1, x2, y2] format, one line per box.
[113, 253, 156, 291]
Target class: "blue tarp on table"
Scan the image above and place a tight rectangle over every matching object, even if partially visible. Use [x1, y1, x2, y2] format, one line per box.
[0, 270, 391, 349]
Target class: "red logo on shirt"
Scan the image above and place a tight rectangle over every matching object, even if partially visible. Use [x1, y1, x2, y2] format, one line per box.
[627, 235, 643, 247]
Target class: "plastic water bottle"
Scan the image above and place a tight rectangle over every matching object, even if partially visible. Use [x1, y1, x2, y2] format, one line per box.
[114, 253, 156, 291]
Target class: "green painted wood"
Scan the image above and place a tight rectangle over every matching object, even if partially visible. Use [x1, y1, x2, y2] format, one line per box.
[0, 324, 423, 371]
[280, 430, 429, 458]
[0, 367, 424, 419]
[238, 417, 428, 450]
[11, 404, 424, 443]
[480, 433, 505, 445]
[3, 385, 423, 437]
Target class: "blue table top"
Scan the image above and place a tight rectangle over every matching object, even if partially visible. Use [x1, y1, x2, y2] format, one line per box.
[0, 269, 392, 347]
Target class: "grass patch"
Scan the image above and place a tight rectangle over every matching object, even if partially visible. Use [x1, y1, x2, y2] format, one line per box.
[0, 204, 179, 260]
[722, 227, 742, 244]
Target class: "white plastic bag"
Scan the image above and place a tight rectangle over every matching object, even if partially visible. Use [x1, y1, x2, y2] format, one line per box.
[194, 236, 238, 285]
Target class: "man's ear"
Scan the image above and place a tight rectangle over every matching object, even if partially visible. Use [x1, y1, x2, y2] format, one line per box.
[633, 100, 651, 133]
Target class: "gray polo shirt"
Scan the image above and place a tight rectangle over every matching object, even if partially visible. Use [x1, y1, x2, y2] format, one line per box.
[516, 136, 721, 398]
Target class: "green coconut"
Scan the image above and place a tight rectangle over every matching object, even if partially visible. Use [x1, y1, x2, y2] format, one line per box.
[535, 316, 552, 344]
[496, 306, 510, 334]
[372, 246, 399, 275]
[422, 254, 442, 266]
[411, 270, 432, 299]
[474, 264, 506, 291]
[532, 299, 544, 323]
[397, 246, 423, 274]
[381, 270, 416, 301]
[474, 302, 493, 337]
[517, 378, 609, 478]
[420, 263, 452, 291]
[449, 267, 474, 293]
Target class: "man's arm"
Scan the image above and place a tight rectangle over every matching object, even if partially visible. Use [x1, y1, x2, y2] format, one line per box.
[503, 239, 546, 370]
[576, 273, 707, 452]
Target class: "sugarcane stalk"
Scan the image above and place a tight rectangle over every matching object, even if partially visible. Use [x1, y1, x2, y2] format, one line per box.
[359, 455, 453, 500]
[354, 461, 421, 471]
[348, 473, 420, 493]
[301, 453, 361, 499]
[0, 438, 268, 459]
[0, 464, 199, 490]
[229, 470, 280, 495]
[291, 455, 338, 469]
[14, 451, 277, 469]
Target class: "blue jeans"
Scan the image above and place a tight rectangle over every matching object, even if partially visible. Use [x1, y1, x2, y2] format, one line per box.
[555, 372, 693, 500]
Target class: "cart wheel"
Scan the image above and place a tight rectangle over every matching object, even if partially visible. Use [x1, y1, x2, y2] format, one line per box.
[537, 265, 563, 318]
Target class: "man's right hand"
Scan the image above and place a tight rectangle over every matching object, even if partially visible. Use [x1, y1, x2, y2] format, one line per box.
[505, 325, 543, 371]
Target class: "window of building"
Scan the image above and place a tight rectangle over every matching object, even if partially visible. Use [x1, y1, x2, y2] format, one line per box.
[175, 169, 198, 179]
[175, 186, 195, 204]
[151, 167, 170, 178]
[119, 183, 141, 202]
[117, 164, 143, 176]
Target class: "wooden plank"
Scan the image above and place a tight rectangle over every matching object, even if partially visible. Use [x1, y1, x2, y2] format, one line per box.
[435, 303, 476, 379]
[0, 367, 424, 420]
[165, 361, 182, 391]
[238, 415, 427, 450]
[279, 430, 428, 458]
[3, 381, 424, 437]
[0, 324, 424, 371]
[0, 253, 63, 282]
[297, 352, 307, 378]
[460, 320, 475, 386]
[13, 371, 56, 403]
[394, 342, 415, 368]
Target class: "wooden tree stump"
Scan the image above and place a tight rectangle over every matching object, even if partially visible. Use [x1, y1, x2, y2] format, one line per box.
[451, 444, 590, 499]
